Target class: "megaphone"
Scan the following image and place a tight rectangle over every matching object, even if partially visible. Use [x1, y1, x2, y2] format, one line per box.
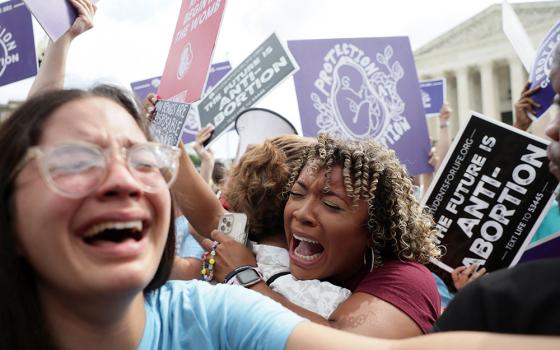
[235, 108, 298, 160]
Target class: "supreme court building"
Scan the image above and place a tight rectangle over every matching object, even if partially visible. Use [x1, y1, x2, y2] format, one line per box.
[415, 1, 560, 141]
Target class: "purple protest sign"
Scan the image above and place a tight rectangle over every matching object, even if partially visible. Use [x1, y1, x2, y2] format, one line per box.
[131, 76, 161, 102]
[180, 107, 201, 144]
[519, 233, 560, 263]
[130, 61, 231, 103]
[0, 1, 37, 87]
[22, 0, 77, 42]
[419, 79, 446, 118]
[204, 60, 231, 93]
[288, 37, 432, 176]
[528, 20, 560, 118]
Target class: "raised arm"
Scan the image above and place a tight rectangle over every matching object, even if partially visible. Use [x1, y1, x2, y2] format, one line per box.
[513, 82, 541, 131]
[193, 126, 215, 184]
[436, 103, 451, 163]
[141, 93, 225, 237]
[419, 103, 453, 193]
[171, 142, 225, 237]
[420, 146, 439, 193]
[28, 0, 96, 97]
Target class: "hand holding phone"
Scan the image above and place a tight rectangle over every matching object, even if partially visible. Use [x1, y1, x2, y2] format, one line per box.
[218, 213, 248, 245]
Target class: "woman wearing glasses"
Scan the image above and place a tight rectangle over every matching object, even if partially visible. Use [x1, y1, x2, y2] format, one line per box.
[0, 85, 314, 349]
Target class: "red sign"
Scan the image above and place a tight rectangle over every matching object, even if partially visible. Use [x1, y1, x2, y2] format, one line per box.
[158, 0, 226, 103]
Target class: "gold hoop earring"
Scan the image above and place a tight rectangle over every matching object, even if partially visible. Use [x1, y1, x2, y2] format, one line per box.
[364, 246, 375, 272]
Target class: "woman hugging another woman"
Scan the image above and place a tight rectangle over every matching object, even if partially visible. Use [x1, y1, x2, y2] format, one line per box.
[208, 133, 442, 338]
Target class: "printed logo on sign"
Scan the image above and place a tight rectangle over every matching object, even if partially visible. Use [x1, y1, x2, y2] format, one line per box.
[311, 44, 410, 145]
[422, 90, 431, 109]
[177, 42, 193, 80]
[0, 26, 18, 77]
[151, 78, 161, 88]
[532, 24, 560, 88]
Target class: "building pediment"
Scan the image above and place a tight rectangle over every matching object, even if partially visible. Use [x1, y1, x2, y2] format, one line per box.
[415, 1, 560, 56]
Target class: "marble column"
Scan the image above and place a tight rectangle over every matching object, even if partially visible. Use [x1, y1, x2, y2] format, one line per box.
[509, 58, 527, 117]
[443, 72, 459, 135]
[480, 61, 499, 119]
[456, 66, 471, 127]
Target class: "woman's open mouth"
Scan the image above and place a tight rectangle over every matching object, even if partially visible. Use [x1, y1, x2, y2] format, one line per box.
[80, 220, 148, 258]
[83, 221, 145, 245]
[290, 233, 325, 265]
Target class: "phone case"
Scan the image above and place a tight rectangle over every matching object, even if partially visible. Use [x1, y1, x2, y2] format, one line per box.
[218, 213, 248, 244]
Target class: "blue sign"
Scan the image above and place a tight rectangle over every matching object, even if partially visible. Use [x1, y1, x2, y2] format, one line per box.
[0, 1, 37, 87]
[419, 79, 445, 118]
[528, 21, 560, 118]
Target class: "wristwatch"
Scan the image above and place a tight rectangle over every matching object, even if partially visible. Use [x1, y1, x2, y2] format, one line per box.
[226, 266, 263, 288]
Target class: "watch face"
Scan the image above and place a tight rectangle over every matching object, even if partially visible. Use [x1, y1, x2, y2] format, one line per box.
[237, 269, 260, 285]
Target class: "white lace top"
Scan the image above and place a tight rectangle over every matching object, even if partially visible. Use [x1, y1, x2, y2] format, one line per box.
[252, 243, 351, 319]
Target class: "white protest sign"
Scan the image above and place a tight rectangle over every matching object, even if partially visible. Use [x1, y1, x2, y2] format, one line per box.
[502, 0, 536, 72]
[234, 108, 298, 159]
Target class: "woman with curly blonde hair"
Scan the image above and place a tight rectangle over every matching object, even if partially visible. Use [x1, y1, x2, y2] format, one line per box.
[207, 133, 442, 339]
[284, 133, 441, 267]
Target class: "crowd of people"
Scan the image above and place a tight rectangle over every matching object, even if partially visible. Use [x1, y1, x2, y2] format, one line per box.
[0, 1, 559, 349]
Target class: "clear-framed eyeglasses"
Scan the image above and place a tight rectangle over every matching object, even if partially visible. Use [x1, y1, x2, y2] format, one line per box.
[16, 141, 180, 198]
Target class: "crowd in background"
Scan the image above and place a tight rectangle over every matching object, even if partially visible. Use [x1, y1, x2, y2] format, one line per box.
[0, 1, 559, 349]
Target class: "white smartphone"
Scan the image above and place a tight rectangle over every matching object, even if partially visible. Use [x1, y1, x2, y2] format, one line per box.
[218, 213, 248, 245]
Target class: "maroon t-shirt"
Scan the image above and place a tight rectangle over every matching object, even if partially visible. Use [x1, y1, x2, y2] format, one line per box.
[352, 260, 441, 333]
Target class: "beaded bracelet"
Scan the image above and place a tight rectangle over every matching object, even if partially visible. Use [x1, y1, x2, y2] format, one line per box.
[200, 240, 219, 282]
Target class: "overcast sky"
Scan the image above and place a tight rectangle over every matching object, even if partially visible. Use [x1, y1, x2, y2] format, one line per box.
[0, 0, 551, 157]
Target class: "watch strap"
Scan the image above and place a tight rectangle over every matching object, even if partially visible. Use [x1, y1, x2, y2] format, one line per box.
[266, 271, 290, 286]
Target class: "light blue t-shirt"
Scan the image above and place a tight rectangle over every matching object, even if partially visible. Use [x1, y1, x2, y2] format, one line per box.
[531, 201, 560, 243]
[175, 216, 205, 259]
[432, 273, 454, 308]
[137, 280, 305, 350]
